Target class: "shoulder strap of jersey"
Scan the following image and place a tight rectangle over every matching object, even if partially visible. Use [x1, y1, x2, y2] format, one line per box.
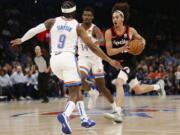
[92, 24, 96, 29]
[111, 27, 116, 37]
[86, 24, 96, 31]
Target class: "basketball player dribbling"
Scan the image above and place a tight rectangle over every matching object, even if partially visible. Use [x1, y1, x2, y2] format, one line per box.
[77, 7, 117, 111]
[10, 1, 122, 134]
[104, 2, 166, 123]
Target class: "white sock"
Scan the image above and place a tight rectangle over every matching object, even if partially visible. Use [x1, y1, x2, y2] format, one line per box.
[88, 88, 94, 95]
[153, 84, 160, 91]
[64, 101, 75, 117]
[76, 101, 88, 120]
[116, 107, 122, 115]
[111, 102, 117, 112]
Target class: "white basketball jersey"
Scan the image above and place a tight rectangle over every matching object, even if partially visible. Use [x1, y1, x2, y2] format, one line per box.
[50, 16, 79, 55]
[78, 24, 97, 57]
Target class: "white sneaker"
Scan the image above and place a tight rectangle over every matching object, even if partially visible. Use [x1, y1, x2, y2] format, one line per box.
[19, 96, 25, 100]
[93, 90, 99, 105]
[26, 96, 32, 100]
[157, 80, 166, 98]
[104, 112, 116, 120]
[104, 112, 123, 123]
[88, 89, 99, 109]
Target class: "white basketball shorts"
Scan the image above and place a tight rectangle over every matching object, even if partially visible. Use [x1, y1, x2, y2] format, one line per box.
[78, 56, 104, 79]
[50, 52, 81, 87]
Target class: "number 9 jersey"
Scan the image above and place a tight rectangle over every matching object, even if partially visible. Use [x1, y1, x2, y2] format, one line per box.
[50, 16, 79, 55]
[50, 17, 81, 86]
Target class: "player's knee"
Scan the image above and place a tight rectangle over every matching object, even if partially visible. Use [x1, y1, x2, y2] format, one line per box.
[115, 78, 124, 87]
[96, 83, 105, 91]
[69, 85, 80, 97]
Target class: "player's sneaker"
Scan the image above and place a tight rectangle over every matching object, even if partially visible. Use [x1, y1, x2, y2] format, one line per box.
[88, 89, 99, 109]
[104, 112, 123, 123]
[57, 113, 72, 134]
[157, 79, 166, 97]
[104, 111, 116, 120]
[19, 96, 25, 100]
[81, 118, 96, 128]
[25, 96, 32, 100]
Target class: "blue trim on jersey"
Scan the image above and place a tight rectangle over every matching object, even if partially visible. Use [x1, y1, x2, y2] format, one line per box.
[80, 67, 89, 74]
[74, 56, 81, 78]
[64, 57, 82, 87]
[64, 82, 82, 87]
[94, 75, 104, 78]
[77, 72, 81, 79]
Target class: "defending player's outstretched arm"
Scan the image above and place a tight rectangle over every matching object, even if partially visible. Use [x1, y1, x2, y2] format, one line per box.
[77, 25, 122, 70]
[10, 19, 55, 46]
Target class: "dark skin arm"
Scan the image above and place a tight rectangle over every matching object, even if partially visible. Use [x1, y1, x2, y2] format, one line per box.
[92, 26, 105, 45]
[10, 18, 121, 69]
[44, 18, 55, 30]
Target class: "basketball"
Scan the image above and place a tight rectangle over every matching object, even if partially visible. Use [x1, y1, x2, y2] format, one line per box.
[128, 39, 144, 55]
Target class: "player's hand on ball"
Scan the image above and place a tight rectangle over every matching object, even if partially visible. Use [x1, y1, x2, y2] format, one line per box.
[137, 39, 145, 50]
[10, 38, 23, 46]
[109, 59, 123, 70]
[121, 44, 129, 53]
[128, 39, 145, 55]
[140, 40, 145, 49]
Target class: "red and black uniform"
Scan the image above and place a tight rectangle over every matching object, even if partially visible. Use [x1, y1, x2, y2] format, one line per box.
[109, 26, 137, 82]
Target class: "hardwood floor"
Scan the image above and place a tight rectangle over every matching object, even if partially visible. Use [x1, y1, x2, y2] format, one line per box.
[0, 96, 180, 135]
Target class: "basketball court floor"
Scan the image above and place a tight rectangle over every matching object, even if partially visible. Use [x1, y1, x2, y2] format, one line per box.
[0, 96, 180, 135]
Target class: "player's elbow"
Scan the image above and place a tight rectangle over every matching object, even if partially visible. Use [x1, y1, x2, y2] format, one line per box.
[107, 50, 113, 56]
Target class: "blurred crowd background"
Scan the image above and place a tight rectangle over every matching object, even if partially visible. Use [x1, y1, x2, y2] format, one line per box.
[0, 0, 179, 101]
